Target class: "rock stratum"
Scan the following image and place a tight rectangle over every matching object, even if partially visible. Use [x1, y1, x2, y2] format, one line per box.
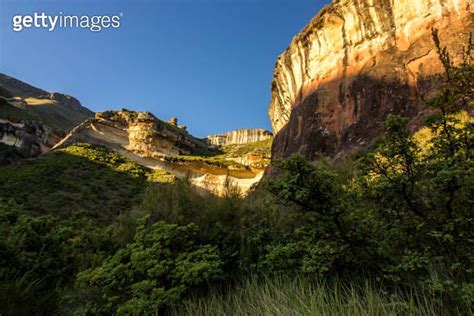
[206, 129, 273, 146]
[269, 0, 473, 160]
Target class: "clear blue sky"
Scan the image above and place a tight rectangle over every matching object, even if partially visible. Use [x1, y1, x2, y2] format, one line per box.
[0, 0, 328, 137]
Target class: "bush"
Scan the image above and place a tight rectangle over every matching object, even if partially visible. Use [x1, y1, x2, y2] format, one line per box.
[76, 217, 224, 314]
[0, 200, 114, 315]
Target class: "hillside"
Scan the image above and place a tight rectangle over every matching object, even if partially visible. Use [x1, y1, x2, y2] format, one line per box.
[0, 143, 153, 221]
[0, 73, 93, 132]
[0, 74, 94, 161]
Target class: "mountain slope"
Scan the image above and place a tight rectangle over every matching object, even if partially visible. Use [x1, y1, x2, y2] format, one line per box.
[0, 74, 94, 160]
[0, 73, 271, 195]
[0, 73, 93, 132]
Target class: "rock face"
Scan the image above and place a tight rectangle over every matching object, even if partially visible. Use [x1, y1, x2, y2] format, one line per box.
[0, 119, 59, 158]
[207, 129, 273, 146]
[269, 0, 473, 160]
[55, 110, 208, 157]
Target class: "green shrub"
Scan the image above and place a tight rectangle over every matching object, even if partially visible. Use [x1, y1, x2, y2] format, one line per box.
[76, 217, 223, 314]
[0, 200, 114, 315]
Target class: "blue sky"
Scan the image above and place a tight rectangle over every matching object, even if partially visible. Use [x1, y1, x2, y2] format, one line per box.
[0, 0, 328, 137]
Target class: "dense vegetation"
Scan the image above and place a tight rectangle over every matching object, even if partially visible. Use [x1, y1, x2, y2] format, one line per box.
[0, 34, 472, 315]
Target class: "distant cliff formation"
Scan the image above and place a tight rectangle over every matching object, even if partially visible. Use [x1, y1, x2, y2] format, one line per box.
[206, 129, 273, 146]
[269, 0, 473, 160]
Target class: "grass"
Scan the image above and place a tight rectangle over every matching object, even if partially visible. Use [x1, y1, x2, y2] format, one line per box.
[171, 155, 249, 169]
[0, 143, 26, 164]
[0, 99, 38, 121]
[171, 275, 471, 316]
[147, 168, 177, 183]
[219, 138, 272, 157]
[0, 143, 149, 221]
[1, 95, 92, 131]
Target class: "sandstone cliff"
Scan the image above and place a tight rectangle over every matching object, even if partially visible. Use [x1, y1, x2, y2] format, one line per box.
[269, 0, 473, 160]
[55, 110, 209, 157]
[0, 73, 271, 195]
[207, 129, 273, 146]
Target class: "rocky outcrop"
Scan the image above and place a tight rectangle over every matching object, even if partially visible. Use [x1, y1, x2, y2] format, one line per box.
[0, 119, 60, 158]
[55, 110, 208, 156]
[269, 0, 473, 160]
[207, 129, 273, 146]
[0, 74, 271, 194]
[0, 96, 63, 161]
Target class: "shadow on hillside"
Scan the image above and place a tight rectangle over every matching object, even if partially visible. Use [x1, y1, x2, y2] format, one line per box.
[0, 145, 151, 223]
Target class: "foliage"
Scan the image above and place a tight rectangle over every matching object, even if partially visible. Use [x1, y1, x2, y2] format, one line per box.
[0, 200, 114, 315]
[256, 31, 474, 307]
[76, 217, 223, 314]
[0, 143, 25, 165]
[139, 181, 245, 275]
[261, 156, 353, 275]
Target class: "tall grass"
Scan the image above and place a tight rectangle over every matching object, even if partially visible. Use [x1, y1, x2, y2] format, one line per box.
[170, 275, 470, 316]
